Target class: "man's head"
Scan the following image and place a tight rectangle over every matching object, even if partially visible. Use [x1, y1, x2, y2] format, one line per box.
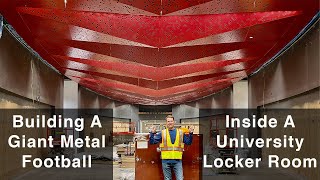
[166, 115, 175, 130]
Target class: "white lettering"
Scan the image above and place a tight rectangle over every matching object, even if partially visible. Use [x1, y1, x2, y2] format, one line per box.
[22, 155, 92, 168]
[226, 115, 278, 128]
[284, 115, 295, 128]
[90, 115, 102, 128]
[203, 155, 261, 168]
[203, 155, 212, 168]
[22, 155, 32, 168]
[13, 115, 23, 128]
[268, 155, 317, 168]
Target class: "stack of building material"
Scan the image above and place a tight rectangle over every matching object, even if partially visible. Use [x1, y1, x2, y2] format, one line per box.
[120, 156, 135, 168]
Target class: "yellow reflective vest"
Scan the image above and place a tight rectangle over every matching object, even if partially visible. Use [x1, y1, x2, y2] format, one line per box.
[159, 128, 184, 159]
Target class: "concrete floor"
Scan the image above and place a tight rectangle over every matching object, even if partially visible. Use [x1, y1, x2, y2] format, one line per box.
[203, 166, 303, 180]
[12, 164, 114, 180]
[12, 165, 303, 180]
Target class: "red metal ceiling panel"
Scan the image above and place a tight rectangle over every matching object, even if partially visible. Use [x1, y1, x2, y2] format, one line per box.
[42, 39, 273, 67]
[16, 7, 301, 47]
[0, 0, 318, 105]
[65, 67, 246, 90]
[53, 54, 254, 80]
[116, 0, 215, 15]
[72, 75, 237, 97]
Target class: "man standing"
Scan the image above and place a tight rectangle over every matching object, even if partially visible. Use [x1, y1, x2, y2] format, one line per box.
[149, 115, 194, 180]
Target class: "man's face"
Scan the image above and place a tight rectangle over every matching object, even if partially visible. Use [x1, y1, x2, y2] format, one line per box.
[166, 117, 175, 129]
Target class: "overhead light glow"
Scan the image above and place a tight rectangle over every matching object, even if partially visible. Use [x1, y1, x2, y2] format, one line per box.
[0, 14, 3, 39]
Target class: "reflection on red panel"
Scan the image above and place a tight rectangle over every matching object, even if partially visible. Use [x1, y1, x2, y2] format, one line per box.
[0, 0, 318, 104]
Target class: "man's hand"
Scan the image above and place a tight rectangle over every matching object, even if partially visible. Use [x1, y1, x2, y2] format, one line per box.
[150, 126, 157, 133]
[189, 126, 194, 133]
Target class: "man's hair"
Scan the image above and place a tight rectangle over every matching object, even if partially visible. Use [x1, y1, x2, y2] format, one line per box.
[166, 115, 174, 120]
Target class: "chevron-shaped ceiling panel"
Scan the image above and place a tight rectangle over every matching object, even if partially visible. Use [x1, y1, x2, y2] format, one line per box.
[0, 0, 318, 105]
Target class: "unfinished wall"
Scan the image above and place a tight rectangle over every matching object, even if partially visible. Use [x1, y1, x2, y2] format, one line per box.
[197, 87, 233, 109]
[248, 22, 319, 180]
[248, 22, 319, 108]
[78, 86, 138, 150]
[139, 114, 168, 133]
[171, 87, 233, 154]
[233, 80, 248, 109]
[261, 90, 320, 180]
[0, 28, 64, 108]
[173, 87, 233, 121]
[78, 86, 139, 120]
[63, 80, 79, 109]
[0, 27, 63, 179]
[0, 89, 52, 179]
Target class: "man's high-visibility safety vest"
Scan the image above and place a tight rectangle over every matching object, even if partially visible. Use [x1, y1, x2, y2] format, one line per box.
[159, 128, 184, 159]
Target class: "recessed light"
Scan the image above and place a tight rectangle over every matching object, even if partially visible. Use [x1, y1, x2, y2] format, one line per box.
[249, 36, 253, 39]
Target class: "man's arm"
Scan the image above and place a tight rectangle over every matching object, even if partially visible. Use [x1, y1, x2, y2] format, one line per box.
[183, 126, 194, 145]
[149, 131, 162, 144]
[183, 133, 193, 145]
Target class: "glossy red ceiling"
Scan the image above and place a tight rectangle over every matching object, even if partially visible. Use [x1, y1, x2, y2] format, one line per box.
[0, 0, 318, 105]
